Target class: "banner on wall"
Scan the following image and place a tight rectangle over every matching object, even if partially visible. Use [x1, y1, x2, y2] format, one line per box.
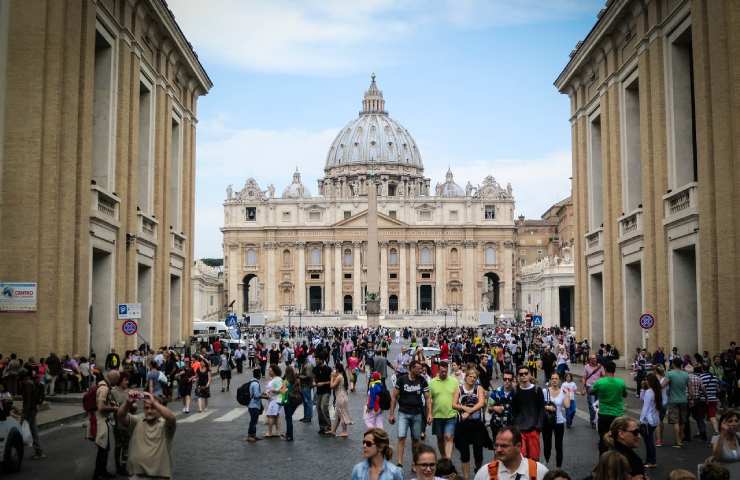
[0, 282, 38, 312]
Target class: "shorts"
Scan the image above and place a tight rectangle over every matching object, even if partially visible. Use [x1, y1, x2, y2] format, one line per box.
[707, 400, 719, 418]
[398, 411, 423, 440]
[219, 370, 231, 380]
[667, 404, 689, 424]
[432, 417, 457, 437]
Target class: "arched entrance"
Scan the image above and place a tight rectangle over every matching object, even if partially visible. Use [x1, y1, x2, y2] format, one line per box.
[309, 286, 323, 312]
[389, 294, 398, 313]
[419, 285, 433, 311]
[343, 295, 353, 313]
[483, 272, 500, 311]
[242, 274, 258, 313]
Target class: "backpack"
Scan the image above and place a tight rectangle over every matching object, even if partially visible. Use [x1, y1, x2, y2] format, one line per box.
[487, 458, 537, 480]
[236, 379, 258, 406]
[378, 383, 391, 411]
[82, 384, 99, 412]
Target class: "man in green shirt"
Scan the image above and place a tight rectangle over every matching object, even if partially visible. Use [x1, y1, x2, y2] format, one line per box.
[591, 361, 627, 454]
[666, 357, 690, 447]
[429, 361, 459, 459]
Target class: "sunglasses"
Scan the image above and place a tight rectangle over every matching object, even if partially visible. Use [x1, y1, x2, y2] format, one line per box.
[518, 372, 528, 376]
[503, 377, 514, 381]
[623, 428, 641, 436]
[415, 463, 436, 470]
[363, 440, 376, 447]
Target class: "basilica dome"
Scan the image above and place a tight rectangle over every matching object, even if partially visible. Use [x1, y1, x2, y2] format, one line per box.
[325, 75, 423, 171]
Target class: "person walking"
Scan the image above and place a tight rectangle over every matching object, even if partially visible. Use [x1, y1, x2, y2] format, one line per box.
[365, 372, 384, 429]
[20, 367, 46, 460]
[603, 416, 646, 480]
[412, 443, 445, 480]
[429, 360, 459, 460]
[591, 361, 627, 454]
[665, 357, 690, 448]
[453, 368, 491, 480]
[541, 373, 570, 468]
[710, 410, 740, 463]
[313, 356, 333, 435]
[194, 361, 211, 413]
[488, 370, 515, 440]
[110, 372, 135, 475]
[351, 428, 404, 480]
[218, 351, 233, 393]
[175, 358, 195, 414]
[88, 369, 120, 480]
[560, 372, 577, 428]
[688, 364, 709, 441]
[511, 365, 545, 461]
[473, 426, 549, 480]
[639, 373, 663, 469]
[329, 362, 352, 437]
[389, 360, 432, 467]
[582, 354, 605, 429]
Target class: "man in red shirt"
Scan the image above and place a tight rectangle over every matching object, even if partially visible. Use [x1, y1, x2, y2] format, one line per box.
[440, 339, 449, 361]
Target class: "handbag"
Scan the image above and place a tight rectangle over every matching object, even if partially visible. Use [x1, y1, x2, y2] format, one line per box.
[20, 420, 33, 446]
[543, 388, 557, 427]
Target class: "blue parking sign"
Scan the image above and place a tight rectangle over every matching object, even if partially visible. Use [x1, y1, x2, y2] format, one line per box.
[532, 315, 543, 326]
[119, 304, 127, 315]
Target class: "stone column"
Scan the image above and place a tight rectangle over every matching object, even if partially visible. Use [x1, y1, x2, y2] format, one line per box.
[408, 241, 417, 312]
[353, 241, 362, 312]
[228, 243, 240, 313]
[399, 241, 407, 314]
[296, 241, 306, 311]
[503, 241, 513, 314]
[323, 241, 332, 312]
[463, 240, 476, 315]
[380, 242, 388, 312]
[435, 241, 446, 310]
[265, 242, 277, 313]
[334, 242, 343, 314]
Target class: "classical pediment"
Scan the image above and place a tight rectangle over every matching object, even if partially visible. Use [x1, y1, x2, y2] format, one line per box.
[333, 209, 407, 228]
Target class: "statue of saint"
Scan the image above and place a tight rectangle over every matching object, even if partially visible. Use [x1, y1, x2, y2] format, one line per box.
[226, 184, 233, 200]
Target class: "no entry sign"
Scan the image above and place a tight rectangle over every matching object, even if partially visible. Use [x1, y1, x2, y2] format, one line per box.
[121, 319, 138, 336]
[639, 313, 655, 329]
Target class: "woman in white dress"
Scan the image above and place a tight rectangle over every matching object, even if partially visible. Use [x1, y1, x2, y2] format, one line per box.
[264, 364, 283, 438]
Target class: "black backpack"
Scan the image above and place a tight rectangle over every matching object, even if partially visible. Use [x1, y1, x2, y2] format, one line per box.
[378, 383, 391, 411]
[236, 379, 258, 406]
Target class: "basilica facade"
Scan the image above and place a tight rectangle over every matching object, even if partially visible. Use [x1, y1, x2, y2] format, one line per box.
[221, 77, 519, 325]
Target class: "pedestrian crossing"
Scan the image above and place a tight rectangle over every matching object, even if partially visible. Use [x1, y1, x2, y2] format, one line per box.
[178, 410, 216, 424]
[174, 405, 321, 425]
[214, 408, 248, 422]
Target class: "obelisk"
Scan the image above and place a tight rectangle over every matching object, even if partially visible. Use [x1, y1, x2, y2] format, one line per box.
[365, 160, 381, 327]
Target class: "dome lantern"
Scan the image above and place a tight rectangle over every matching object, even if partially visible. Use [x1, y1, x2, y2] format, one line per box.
[361, 73, 386, 115]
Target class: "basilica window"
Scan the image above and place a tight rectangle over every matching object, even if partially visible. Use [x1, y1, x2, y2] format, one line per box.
[389, 248, 398, 265]
[246, 207, 257, 221]
[388, 210, 397, 219]
[485, 246, 496, 265]
[418, 210, 432, 221]
[344, 210, 352, 219]
[282, 249, 291, 267]
[281, 211, 290, 221]
[309, 247, 321, 265]
[309, 210, 321, 222]
[449, 210, 459, 221]
[388, 184, 396, 196]
[484, 205, 495, 220]
[246, 248, 257, 267]
[343, 248, 353, 266]
[449, 248, 459, 265]
[420, 246, 432, 265]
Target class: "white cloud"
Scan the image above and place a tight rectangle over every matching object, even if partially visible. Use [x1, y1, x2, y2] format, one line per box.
[193, 121, 572, 257]
[168, 0, 599, 74]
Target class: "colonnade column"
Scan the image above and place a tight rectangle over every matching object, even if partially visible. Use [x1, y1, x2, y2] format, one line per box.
[353, 241, 362, 313]
[228, 243, 240, 313]
[334, 242, 343, 314]
[435, 241, 446, 310]
[265, 242, 277, 313]
[380, 242, 388, 312]
[463, 240, 476, 315]
[323, 241, 332, 312]
[503, 241, 513, 314]
[408, 241, 417, 312]
[398, 241, 407, 314]
[296, 241, 306, 311]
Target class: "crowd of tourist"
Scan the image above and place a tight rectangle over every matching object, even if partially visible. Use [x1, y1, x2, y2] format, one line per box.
[0, 322, 738, 479]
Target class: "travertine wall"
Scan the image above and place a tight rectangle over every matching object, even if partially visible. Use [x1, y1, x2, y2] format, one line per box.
[556, 0, 740, 355]
[0, 0, 211, 358]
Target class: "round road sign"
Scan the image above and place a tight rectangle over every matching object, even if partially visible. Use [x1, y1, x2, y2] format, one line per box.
[121, 319, 138, 336]
[639, 313, 655, 329]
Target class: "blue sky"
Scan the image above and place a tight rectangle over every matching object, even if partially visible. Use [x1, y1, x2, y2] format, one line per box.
[168, 0, 603, 258]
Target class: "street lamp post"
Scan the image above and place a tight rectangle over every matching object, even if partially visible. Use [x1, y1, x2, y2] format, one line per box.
[282, 304, 295, 331]
[452, 304, 461, 329]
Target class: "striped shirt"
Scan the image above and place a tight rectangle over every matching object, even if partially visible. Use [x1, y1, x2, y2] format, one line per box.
[688, 373, 707, 403]
[699, 372, 720, 401]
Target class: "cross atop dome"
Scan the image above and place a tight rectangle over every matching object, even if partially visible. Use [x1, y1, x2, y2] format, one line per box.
[361, 73, 387, 115]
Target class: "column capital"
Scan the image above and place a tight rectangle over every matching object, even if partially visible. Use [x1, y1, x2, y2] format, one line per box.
[380, 241, 390, 248]
[295, 241, 306, 248]
[407, 240, 418, 246]
[462, 240, 477, 248]
[352, 241, 363, 248]
[334, 241, 344, 248]
[322, 240, 333, 246]
[503, 240, 514, 248]
[435, 240, 447, 247]
[262, 241, 277, 249]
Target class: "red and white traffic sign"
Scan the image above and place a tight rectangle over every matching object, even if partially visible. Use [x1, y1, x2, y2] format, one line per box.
[639, 313, 655, 329]
[121, 319, 138, 336]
